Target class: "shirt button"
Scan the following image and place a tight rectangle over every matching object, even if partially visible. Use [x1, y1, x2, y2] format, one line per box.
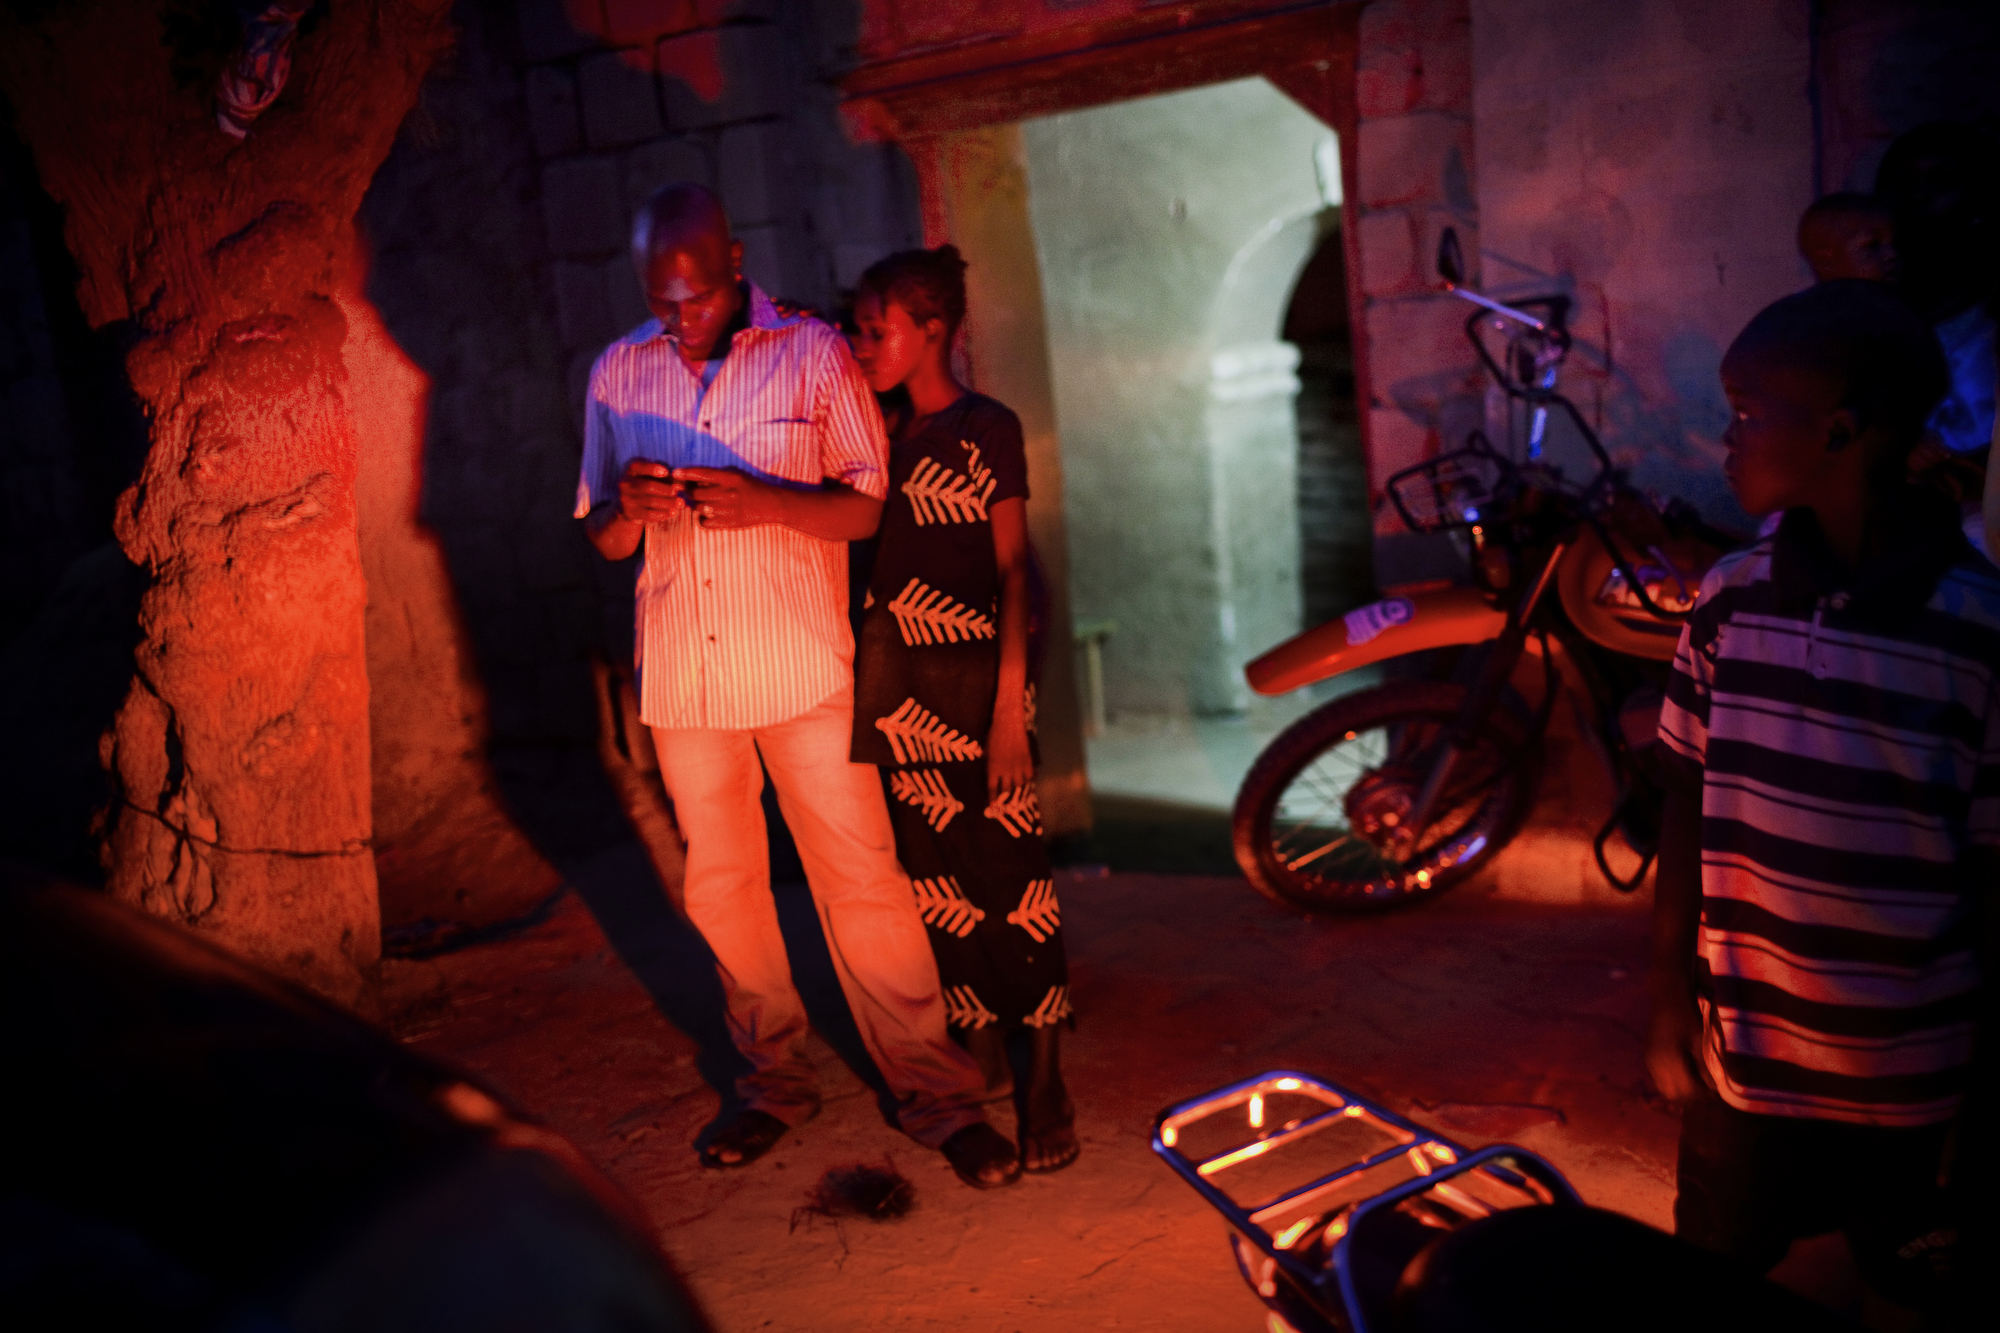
[708, 635, 716, 642]
[1812, 663, 1827, 679]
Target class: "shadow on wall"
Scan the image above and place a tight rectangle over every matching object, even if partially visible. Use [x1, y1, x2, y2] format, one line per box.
[1467, 246, 1745, 537]
[356, 8, 632, 926]
[0, 124, 149, 885]
[354, 2, 891, 1115]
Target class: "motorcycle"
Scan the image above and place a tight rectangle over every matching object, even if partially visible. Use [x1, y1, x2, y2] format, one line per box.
[1231, 229, 1739, 911]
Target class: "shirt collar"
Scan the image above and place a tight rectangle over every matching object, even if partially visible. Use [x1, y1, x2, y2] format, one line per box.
[1768, 488, 1967, 618]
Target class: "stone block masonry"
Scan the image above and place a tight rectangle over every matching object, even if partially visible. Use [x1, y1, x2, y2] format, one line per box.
[516, 0, 924, 335]
[579, 49, 665, 147]
[1348, 0, 1485, 588]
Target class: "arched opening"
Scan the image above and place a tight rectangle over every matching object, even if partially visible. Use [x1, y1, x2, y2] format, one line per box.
[1015, 76, 1353, 825]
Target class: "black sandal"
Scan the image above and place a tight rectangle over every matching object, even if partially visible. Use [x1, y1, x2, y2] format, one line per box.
[941, 1122, 1022, 1189]
[699, 1109, 791, 1168]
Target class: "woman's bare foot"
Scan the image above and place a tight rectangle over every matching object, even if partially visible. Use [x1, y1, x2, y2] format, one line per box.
[1020, 1024, 1080, 1174]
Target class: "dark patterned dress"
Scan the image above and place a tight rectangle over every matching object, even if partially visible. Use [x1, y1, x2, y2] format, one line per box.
[851, 394, 1070, 1033]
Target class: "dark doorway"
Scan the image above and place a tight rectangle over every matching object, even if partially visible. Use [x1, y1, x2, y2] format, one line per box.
[1285, 225, 1372, 631]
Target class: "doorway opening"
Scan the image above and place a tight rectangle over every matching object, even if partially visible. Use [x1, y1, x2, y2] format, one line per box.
[1014, 77, 1365, 842]
[1286, 223, 1373, 633]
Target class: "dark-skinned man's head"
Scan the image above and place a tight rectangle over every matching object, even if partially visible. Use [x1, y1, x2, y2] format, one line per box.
[632, 183, 745, 360]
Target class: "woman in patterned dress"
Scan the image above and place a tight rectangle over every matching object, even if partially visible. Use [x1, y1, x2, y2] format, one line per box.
[849, 247, 1078, 1175]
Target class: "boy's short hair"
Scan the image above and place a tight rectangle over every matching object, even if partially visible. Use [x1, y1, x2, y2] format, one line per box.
[1730, 279, 1949, 450]
[1796, 190, 1888, 242]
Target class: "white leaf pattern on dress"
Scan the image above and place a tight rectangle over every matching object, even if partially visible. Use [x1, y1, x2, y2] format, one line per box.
[1006, 878, 1060, 943]
[944, 984, 999, 1029]
[983, 785, 1044, 838]
[913, 875, 985, 937]
[1023, 985, 1071, 1029]
[875, 698, 984, 764]
[890, 768, 964, 831]
[887, 578, 996, 645]
[1023, 682, 1037, 734]
[903, 451, 996, 525]
[863, 588, 874, 609]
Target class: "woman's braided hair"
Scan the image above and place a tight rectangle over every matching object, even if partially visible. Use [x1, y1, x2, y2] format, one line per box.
[856, 244, 968, 341]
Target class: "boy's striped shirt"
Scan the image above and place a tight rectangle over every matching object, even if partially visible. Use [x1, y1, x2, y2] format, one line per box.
[1658, 510, 2000, 1126]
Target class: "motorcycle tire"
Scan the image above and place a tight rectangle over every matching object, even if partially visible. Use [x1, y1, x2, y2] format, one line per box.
[1232, 680, 1535, 913]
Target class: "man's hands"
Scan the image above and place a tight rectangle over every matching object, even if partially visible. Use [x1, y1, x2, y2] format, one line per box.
[619, 459, 688, 525]
[586, 460, 884, 554]
[610, 460, 798, 531]
[1645, 988, 1712, 1105]
[675, 466, 781, 530]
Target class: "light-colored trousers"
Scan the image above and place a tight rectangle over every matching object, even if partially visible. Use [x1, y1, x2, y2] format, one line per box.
[650, 686, 987, 1148]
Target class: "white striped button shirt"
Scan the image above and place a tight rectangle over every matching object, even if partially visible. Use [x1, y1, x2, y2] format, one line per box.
[574, 283, 890, 731]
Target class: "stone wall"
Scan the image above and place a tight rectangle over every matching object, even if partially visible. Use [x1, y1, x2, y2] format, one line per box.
[1814, 0, 2000, 196]
[1348, 0, 1483, 588]
[512, 0, 922, 398]
[1468, 0, 1814, 534]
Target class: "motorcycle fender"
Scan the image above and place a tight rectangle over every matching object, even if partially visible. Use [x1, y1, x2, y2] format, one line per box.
[1244, 586, 1507, 696]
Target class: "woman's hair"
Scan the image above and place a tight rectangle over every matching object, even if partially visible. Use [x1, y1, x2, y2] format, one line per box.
[856, 245, 969, 341]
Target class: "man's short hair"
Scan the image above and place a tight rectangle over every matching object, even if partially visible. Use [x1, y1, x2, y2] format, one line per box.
[1731, 279, 1949, 448]
[631, 183, 729, 262]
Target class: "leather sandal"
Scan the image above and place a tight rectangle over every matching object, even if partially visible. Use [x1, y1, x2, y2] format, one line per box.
[699, 1109, 791, 1168]
[941, 1122, 1022, 1189]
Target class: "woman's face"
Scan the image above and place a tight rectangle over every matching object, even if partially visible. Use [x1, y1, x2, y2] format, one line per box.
[852, 292, 933, 393]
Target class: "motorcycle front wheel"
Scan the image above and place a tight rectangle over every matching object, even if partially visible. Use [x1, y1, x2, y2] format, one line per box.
[1232, 680, 1534, 913]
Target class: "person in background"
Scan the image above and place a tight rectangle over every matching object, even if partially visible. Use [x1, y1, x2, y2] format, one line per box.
[848, 246, 1081, 1175]
[1797, 191, 1899, 284]
[1876, 123, 1997, 564]
[574, 184, 1019, 1190]
[1646, 279, 1998, 1328]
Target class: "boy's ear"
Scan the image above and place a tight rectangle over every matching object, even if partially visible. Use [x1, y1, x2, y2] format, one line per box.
[1824, 406, 1858, 453]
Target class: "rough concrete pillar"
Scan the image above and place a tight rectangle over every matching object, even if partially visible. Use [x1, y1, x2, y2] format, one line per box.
[1206, 341, 1306, 710]
[0, 0, 452, 1003]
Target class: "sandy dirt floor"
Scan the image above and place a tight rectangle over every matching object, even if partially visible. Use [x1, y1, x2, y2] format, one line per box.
[381, 844, 1673, 1332]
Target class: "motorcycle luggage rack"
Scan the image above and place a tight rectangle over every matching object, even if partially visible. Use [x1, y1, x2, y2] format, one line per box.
[1384, 432, 1518, 537]
[1152, 1071, 1580, 1333]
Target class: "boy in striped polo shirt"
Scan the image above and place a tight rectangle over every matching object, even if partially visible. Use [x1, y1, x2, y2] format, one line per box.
[1647, 279, 1999, 1317]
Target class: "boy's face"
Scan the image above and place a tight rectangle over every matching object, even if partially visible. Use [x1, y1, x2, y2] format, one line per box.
[1718, 347, 1852, 516]
[1803, 212, 1898, 283]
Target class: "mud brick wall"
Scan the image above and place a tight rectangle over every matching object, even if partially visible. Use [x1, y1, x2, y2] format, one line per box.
[513, 0, 923, 410]
[1348, 0, 1484, 588]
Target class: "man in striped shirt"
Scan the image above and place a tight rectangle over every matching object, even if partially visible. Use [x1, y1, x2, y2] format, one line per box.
[1648, 279, 1998, 1315]
[576, 185, 1016, 1188]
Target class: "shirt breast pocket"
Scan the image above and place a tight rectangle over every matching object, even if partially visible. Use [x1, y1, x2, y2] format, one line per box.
[743, 418, 819, 484]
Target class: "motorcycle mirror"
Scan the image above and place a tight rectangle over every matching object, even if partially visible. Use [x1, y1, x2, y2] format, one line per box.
[1437, 227, 1466, 287]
